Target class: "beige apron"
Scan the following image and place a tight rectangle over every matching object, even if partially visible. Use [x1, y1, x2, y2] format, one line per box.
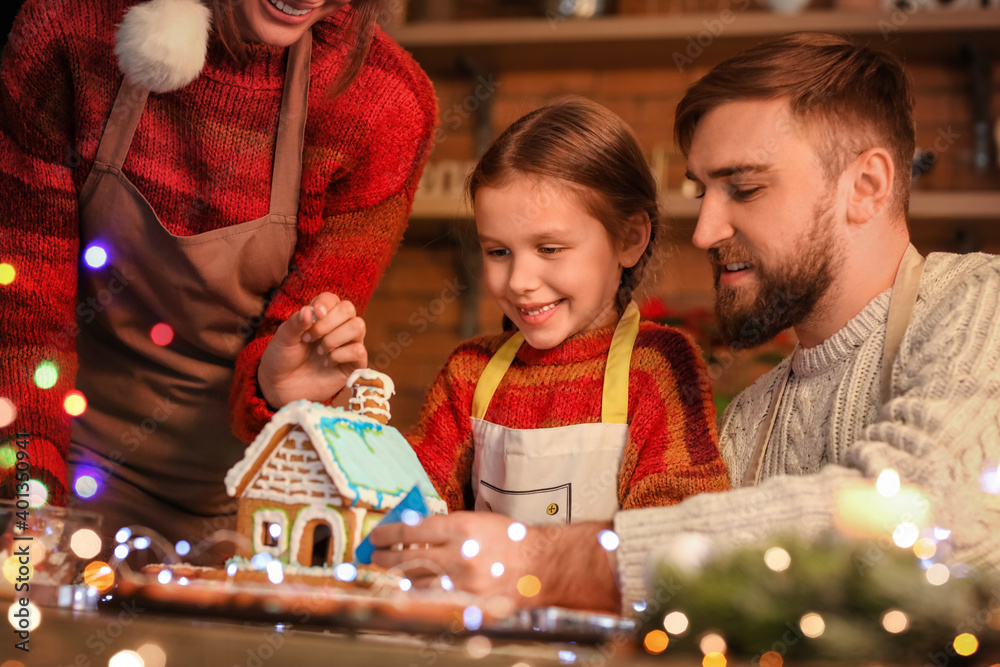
[67, 33, 311, 556]
[471, 302, 641, 525]
[742, 244, 926, 487]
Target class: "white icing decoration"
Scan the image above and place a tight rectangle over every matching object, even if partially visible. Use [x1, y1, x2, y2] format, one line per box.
[290, 505, 347, 567]
[252, 509, 289, 557]
[346, 368, 395, 397]
[225, 400, 448, 517]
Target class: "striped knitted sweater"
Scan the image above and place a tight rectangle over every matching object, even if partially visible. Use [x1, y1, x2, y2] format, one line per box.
[0, 0, 436, 504]
[407, 321, 731, 514]
[614, 252, 1000, 611]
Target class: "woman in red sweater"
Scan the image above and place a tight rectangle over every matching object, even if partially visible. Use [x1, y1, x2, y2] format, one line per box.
[0, 0, 435, 555]
[406, 98, 728, 525]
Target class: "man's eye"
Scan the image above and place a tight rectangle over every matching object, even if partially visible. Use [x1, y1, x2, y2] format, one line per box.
[731, 187, 762, 201]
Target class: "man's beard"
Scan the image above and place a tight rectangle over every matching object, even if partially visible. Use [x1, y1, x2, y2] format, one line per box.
[711, 193, 844, 350]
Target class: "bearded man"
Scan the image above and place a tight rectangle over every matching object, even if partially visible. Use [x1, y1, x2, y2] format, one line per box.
[370, 32, 1000, 614]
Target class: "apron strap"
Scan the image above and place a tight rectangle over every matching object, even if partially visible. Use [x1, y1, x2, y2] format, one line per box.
[94, 77, 150, 169]
[471, 332, 524, 421]
[602, 301, 640, 424]
[471, 302, 640, 423]
[741, 243, 926, 488]
[880, 243, 925, 405]
[269, 29, 312, 218]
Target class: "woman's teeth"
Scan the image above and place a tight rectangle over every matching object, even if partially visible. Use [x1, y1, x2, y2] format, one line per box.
[725, 262, 751, 271]
[522, 303, 558, 316]
[268, 0, 312, 16]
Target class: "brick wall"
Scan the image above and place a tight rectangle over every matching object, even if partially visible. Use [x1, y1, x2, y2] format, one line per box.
[365, 48, 1000, 433]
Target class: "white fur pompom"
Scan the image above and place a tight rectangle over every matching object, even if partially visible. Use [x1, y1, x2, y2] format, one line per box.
[114, 0, 212, 93]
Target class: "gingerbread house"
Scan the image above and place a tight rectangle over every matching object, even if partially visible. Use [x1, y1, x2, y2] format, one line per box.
[223, 370, 446, 571]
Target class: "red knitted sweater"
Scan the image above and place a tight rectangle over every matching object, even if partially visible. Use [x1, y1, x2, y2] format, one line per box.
[0, 0, 436, 505]
[407, 321, 731, 513]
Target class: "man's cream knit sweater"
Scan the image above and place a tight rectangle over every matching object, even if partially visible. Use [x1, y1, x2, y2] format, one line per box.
[614, 251, 1000, 610]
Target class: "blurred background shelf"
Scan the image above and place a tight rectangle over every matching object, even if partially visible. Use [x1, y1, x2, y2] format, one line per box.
[389, 9, 1000, 71]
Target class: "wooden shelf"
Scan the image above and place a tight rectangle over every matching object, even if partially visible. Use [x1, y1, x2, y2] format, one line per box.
[388, 9, 1000, 71]
[410, 189, 1000, 221]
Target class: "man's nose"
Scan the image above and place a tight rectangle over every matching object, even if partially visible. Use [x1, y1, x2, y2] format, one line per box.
[691, 192, 736, 250]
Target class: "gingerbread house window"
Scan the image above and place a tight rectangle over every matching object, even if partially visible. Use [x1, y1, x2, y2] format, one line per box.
[253, 509, 288, 557]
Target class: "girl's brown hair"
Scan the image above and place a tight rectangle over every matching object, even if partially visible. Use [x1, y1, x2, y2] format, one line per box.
[467, 96, 663, 322]
[210, 0, 388, 98]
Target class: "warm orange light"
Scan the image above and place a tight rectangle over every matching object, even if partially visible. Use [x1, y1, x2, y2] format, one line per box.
[703, 652, 727, 667]
[63, 390, 88, 417]
[954, 633, 978, 657]
[759, 652, 783, 667]
[643, 630, 669, 655]
[516, 575, 540, 598]
[83, 561, 115, 591]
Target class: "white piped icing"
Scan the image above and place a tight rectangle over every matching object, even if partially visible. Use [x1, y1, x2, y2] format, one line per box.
[346, 368, 395, 397]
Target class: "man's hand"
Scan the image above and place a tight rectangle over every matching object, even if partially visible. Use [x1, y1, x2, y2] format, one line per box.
[258, 292, 367, 409]
[370, 512, 621, 613]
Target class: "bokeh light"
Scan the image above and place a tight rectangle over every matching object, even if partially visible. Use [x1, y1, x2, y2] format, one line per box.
[954, 633, 979, 656]
[137, 643, 167, 667]
[440, 575, 454, 591]
[465, 635, 491, 659]
[663, 611, 689, 635]
[800, 612, 825, 638]
[63, 390, 87, 417]
[933, 527, 951, 541]
[463, 605, 483, 631]
[461, 539, 480, 558]
[70, 529, 102, 559]
[517, 575, 541, 597]
[83, 245, 108, 269]
[0, 660, 27, 667]
[0, 446, 16, 470]
[157, 569, 172, 584]
[913, 537, 937, 560]
[150, 323, 173, 347]
[175, 540, 191, 557]
[0, 263, 15, 285]
[74, 474, 99, 499]
[881, 609, 909, 633]
[226, 562, 238, 577]
[33, 362, 58, 389]
[598, 529, 619, 551]
[926, 563, 951, 586]
[703, 653, 726, 667]
[0, 398, 16, 428]
[759, 652, 783, 667]
[893, 522, 919, 548]
[398, 578, 412, 592]
[643, 630, 669, 655]
[490, 562, 504, 577]
[134, 537, 152, 551]
[764, 546, 791, 572]
[401, 509, 422, 526]
[114, 544, 130, 560]
[108, 650, 143, 667]
[876, 468, 901, 497]
[26, 480, 48, 508]
[7, 601, 41, 633]
[507, 522, 527, 542]
[115, 528, 132, 543]
[3, 556, 31, 585]
[334, 562, 357, 582]
[266, 560, 283, 584]
[981, 466, 1000, 494]
[699, 633, 726, 655]
[83, 561, 115, 591]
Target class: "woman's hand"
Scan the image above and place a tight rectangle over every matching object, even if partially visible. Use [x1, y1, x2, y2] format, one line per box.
[258, 292, 368, 409]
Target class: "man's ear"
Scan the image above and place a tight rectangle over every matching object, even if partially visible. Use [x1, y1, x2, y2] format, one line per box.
[619, 212, 652, 269]
[846, 147, 894, 226]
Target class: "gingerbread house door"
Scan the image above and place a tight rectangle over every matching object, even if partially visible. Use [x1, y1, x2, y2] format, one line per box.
[292, 506, 347, 568]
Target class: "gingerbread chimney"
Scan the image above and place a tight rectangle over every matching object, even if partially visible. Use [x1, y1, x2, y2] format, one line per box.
[346, 369, 395, 425]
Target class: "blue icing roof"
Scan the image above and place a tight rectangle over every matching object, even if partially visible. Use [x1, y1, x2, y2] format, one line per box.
[318, 415, 442, 507]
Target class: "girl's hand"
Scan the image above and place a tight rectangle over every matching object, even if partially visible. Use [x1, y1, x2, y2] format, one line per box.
[257, 293, 368, 409]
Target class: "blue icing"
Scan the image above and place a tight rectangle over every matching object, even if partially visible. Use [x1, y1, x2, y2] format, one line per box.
[317, 414, 442, 509]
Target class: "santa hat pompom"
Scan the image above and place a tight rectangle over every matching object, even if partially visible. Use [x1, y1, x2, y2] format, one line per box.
[114, 0, 212, 93]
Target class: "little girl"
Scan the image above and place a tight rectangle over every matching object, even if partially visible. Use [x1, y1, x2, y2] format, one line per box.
[407, 97, 729, 525]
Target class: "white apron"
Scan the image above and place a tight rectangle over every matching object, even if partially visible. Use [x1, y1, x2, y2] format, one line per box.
[471, 302, 641, 525]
